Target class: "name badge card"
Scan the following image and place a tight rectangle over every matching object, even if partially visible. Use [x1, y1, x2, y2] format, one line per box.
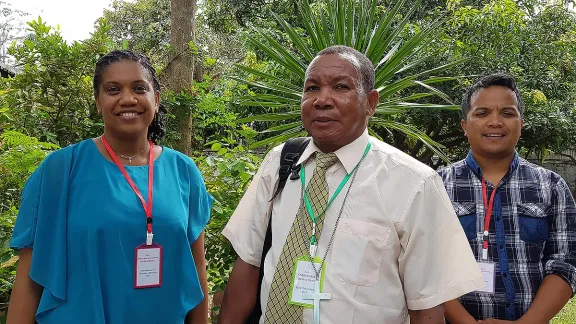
[134, 243, 163, 288]
[289, 256, 326, 307]
[476, 262, 495, 294]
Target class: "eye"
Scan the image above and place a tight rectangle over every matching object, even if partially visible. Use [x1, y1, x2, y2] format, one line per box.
[502, 111, 516, 117]
[134, 85, 148, 93]
[305, 85, 320, 92]
[334, 83, 350, 91]
[106, 86, 120, 94]
[475, 111, 487, 117]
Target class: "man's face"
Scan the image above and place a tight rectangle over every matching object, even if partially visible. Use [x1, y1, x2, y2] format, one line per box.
[462, 85, 523, 159]
[301, 54, 378, 152]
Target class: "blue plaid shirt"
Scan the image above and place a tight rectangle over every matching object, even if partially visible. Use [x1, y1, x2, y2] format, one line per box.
[438, 152, 576, 320]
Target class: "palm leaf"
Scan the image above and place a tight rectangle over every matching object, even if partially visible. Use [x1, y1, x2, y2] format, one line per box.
[233, 0, 459, 156]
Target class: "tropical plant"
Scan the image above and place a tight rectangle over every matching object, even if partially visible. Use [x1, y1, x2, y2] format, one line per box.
[0, 131, 58, 317]
[234, 0, 464, 161]
[3, 18, 110, 146]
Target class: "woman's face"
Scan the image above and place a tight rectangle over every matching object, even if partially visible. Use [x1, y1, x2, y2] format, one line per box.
[95, 60, 160, 140]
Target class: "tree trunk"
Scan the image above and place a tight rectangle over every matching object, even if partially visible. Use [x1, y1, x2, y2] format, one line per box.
[165, 0, 196, 155]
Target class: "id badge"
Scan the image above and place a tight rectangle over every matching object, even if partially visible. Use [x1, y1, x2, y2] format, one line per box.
[476, 262, 496, 294]
[134, 243, 163, 289]
[288, 256, 326, 307]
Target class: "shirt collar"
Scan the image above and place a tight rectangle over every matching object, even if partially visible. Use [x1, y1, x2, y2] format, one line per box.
[297, 129, 370, 174]
[465, 150, 520, 180]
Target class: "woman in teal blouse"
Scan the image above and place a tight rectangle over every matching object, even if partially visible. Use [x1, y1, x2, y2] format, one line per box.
[7, 50, 212, 324]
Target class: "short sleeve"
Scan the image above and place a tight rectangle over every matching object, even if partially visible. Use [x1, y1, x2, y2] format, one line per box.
[187, 161, 214, 244]
[222, 147, 279, 267]
[398, 174, 484, 310]
[10, 164, 45, 250]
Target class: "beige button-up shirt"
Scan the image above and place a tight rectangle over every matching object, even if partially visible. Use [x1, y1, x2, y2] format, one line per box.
[223, 130, 484, 323]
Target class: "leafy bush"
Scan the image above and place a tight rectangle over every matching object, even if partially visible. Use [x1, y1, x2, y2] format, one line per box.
[0, 131, 58, 316]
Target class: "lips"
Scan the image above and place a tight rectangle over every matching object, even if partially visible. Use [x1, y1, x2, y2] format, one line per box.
[115, 111, 143, 117]
[314, 117, 335, 122]
[483, 133, 505, 138]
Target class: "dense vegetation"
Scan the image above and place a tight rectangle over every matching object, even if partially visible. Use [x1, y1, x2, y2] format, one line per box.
[0, 0, 575, 322]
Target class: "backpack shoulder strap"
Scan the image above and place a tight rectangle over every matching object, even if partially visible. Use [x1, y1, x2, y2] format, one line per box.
[271, 137, 311, 200]
[246, 137, 310, 324]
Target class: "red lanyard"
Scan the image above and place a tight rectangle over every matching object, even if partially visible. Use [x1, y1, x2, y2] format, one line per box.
[481, 178, 497, 260]
[101, 136, 155, 244]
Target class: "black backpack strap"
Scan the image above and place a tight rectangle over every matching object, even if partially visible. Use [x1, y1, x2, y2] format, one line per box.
[246, 137, 310, 324]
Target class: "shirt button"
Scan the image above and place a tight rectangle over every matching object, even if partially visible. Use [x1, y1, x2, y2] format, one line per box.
[496, 217, 501, 221]
[499, 244, 504, 250]
[503, 272, 508, 278]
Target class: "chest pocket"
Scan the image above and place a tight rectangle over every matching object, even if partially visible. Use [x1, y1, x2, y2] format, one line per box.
[453, 202, 477, 241]
[329, 218, 391, 286]
[518, 203, 549, 245]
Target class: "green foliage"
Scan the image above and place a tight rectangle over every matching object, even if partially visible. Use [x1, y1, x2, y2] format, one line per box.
[3, 18, 110, 146]
[414, 0, 576, 162]
[0, 131, 57, 316]
[234, 0, 461, 161]
[100, 0, 171, 63]
[196, 143, 260, 294]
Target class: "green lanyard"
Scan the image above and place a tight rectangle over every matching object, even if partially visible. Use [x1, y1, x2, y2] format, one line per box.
[300, 141, 371, 247]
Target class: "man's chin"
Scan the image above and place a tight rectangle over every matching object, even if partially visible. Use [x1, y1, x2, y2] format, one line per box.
[475, 146, 516, 159]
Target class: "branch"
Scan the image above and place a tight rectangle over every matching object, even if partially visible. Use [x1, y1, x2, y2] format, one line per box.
[556, 152, 576, 166]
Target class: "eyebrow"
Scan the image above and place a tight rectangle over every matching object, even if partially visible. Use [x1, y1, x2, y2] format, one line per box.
[102, 80, 149, 85]
[304, 74, 354, 83]
[472, 105, 517, 109]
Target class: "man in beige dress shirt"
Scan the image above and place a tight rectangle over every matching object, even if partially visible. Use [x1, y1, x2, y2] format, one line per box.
[217, 45, 484, 324]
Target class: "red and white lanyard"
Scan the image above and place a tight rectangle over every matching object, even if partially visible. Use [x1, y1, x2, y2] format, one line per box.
[101, 136, 155, 245]
[481, 178, 497, 261]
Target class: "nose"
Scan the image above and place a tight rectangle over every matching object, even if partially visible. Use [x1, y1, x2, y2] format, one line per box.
[119, 89, 137, 106]
[487, 112, 503, 127]
[313, 87, 334, 109]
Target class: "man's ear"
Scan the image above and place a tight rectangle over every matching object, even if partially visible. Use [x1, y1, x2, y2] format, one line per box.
[366, 89, 379, 117]
[461, 119, 468, 137]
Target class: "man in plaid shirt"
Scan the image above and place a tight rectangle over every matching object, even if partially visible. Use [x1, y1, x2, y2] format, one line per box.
[439, 74, 576, 323]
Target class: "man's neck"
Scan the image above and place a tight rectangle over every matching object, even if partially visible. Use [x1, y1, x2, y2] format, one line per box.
[471, 150, 516, 186]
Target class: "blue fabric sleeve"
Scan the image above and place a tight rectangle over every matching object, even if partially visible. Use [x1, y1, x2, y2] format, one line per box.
[10, 163, 45, 250]
[187, 161, 213, 245]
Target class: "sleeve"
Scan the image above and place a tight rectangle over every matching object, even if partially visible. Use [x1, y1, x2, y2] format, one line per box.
[187, 161, 214, 245]
[221, 148, 279, 267]
[10, 163, 45, 250]
[543, 176, 576, 295]
[398, 174, 484, 310]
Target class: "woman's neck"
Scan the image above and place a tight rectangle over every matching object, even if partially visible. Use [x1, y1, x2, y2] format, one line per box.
[102, 132, 150, 158]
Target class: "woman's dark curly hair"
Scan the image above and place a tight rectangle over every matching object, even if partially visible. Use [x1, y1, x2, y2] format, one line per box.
[93, 50, 167, 144]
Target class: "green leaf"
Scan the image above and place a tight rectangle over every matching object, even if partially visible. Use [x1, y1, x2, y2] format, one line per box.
[211, 143, 222, 151]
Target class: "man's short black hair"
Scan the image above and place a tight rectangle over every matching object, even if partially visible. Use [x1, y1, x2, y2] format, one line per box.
[461, 74, 524, 119]
[308, 45, 375, 95]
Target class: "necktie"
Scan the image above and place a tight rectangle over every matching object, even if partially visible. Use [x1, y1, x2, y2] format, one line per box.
[264, 152, 339, 324]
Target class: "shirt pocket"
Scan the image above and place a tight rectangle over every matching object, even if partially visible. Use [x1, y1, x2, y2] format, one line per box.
[329, 218, 391, 287]
[518, 203, 549, 245]
[452, 202, 477, 241]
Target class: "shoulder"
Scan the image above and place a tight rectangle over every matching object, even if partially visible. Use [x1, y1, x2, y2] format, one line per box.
[42, 140, 88, 166]
[437, 159, 468, 182]
[159, 146, 204, 178]
[369, 138, 437, 181]
[255, 143, 284, 180]
[517, 157, 567, 188]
